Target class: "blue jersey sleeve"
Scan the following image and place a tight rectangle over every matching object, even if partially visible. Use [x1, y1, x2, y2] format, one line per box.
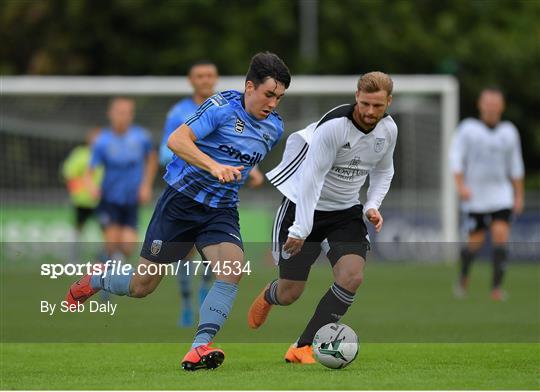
[263, 113, 284, 150]
[161, 111, 181, 148]
[272, 118, 285, 149]
[163, 115, 179, 142]
[185, 95, 229, 140]
[160, 118, 175, 166]
[160, 106, 186, 166]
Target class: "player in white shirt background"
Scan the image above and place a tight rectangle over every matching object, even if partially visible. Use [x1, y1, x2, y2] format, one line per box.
[450, 87, 525, 301]
[247, 72, 397, 363]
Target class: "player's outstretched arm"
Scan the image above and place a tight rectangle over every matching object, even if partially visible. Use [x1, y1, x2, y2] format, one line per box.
[509, 127, 525, 215]
[453, 173, 471, 201]
[512, 178, 524, 215]
[449, 125, 471, 200]
[139, 150, 158, 204]
[364, 127, 397, 231]
[284, 124, 341, 256]
[168, 124, 243, 183]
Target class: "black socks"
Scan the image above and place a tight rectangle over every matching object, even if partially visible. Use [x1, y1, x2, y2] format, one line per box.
[297, 283, 355, 347]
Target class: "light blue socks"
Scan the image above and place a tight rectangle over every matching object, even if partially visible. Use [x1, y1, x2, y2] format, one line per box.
[90, 263, 133, 296]
[192, 280, 238, 348]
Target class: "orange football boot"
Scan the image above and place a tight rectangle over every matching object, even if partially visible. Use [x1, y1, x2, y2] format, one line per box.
[64, 274, 100, 307]
[181, 343, 225, 371]
[491, 288, 507, 302]
[247, 284, 272, 329]
[284, 343, 316, 364]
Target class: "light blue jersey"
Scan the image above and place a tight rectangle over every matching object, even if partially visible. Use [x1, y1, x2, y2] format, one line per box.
[160, 97, 199, 166]
[164, 90, 284, 208]
[90, 125, 153, 205]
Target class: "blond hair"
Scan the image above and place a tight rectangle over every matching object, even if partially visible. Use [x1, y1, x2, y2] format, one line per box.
[357, 71, 393, 95]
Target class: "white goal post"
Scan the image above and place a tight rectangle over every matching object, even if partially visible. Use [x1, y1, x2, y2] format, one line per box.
[1, 75, 459, 243]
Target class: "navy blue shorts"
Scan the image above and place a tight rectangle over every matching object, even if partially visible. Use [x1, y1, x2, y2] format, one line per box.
[140, 186, 243, 263]
[97, 199, 138, 229]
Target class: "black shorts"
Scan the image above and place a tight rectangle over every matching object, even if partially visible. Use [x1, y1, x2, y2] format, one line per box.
[140, 186, 243, 264]
[467, 209, 512, 233]
[75, 206, 95, 228]
[273, 198, 370, 281]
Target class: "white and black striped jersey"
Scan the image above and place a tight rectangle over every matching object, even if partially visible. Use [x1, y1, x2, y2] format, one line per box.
[266, 104, 398, 240]
[449, 118, 524, 213]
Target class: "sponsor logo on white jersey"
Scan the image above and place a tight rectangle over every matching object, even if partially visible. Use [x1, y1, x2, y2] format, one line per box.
[374, 137, 385, 153]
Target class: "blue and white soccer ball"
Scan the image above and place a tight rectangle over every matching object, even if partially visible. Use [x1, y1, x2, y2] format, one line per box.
[313, 323, 359, 369]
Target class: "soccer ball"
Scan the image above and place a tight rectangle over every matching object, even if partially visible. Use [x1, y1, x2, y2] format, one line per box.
[313, 323, 359, 369]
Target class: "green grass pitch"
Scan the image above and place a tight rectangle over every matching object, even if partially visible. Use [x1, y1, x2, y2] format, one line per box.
[1, 262, 539, 389]
[1, 206, 539, 389]
[1, 342, 538, 389]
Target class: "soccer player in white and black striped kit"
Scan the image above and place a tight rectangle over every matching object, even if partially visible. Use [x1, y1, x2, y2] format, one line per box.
[450, 87, 525, 301]
[248, 72, 397, 363]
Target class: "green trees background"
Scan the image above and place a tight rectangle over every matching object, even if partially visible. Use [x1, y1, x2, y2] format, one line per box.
[2, 0, 539, 182]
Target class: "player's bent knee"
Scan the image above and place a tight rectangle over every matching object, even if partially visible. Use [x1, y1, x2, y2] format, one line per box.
[337, 273, 364, 292]
[218, 272, 243, 284]
[350, 273, 364, 288]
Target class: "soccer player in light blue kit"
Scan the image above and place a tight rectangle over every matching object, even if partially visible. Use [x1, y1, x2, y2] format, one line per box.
[160, 61, 265, 327]
[65, 52, 291, 371]
[90, 97, 157, 260]
[160, 61, 220, 327]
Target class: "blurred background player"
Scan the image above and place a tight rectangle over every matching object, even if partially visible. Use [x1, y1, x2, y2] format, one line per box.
[90, 97, 157, 263]
[450, 87, 525, 301]
[160, 61, 217, 166]
[160, 61, 265, 327]
[248, 72, 396, 363]
[62, 127, 103, 259]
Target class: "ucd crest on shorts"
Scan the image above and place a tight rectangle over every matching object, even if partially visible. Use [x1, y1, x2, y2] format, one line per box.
[151, 240, 162, 255]
[374, 137, 385, 153]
